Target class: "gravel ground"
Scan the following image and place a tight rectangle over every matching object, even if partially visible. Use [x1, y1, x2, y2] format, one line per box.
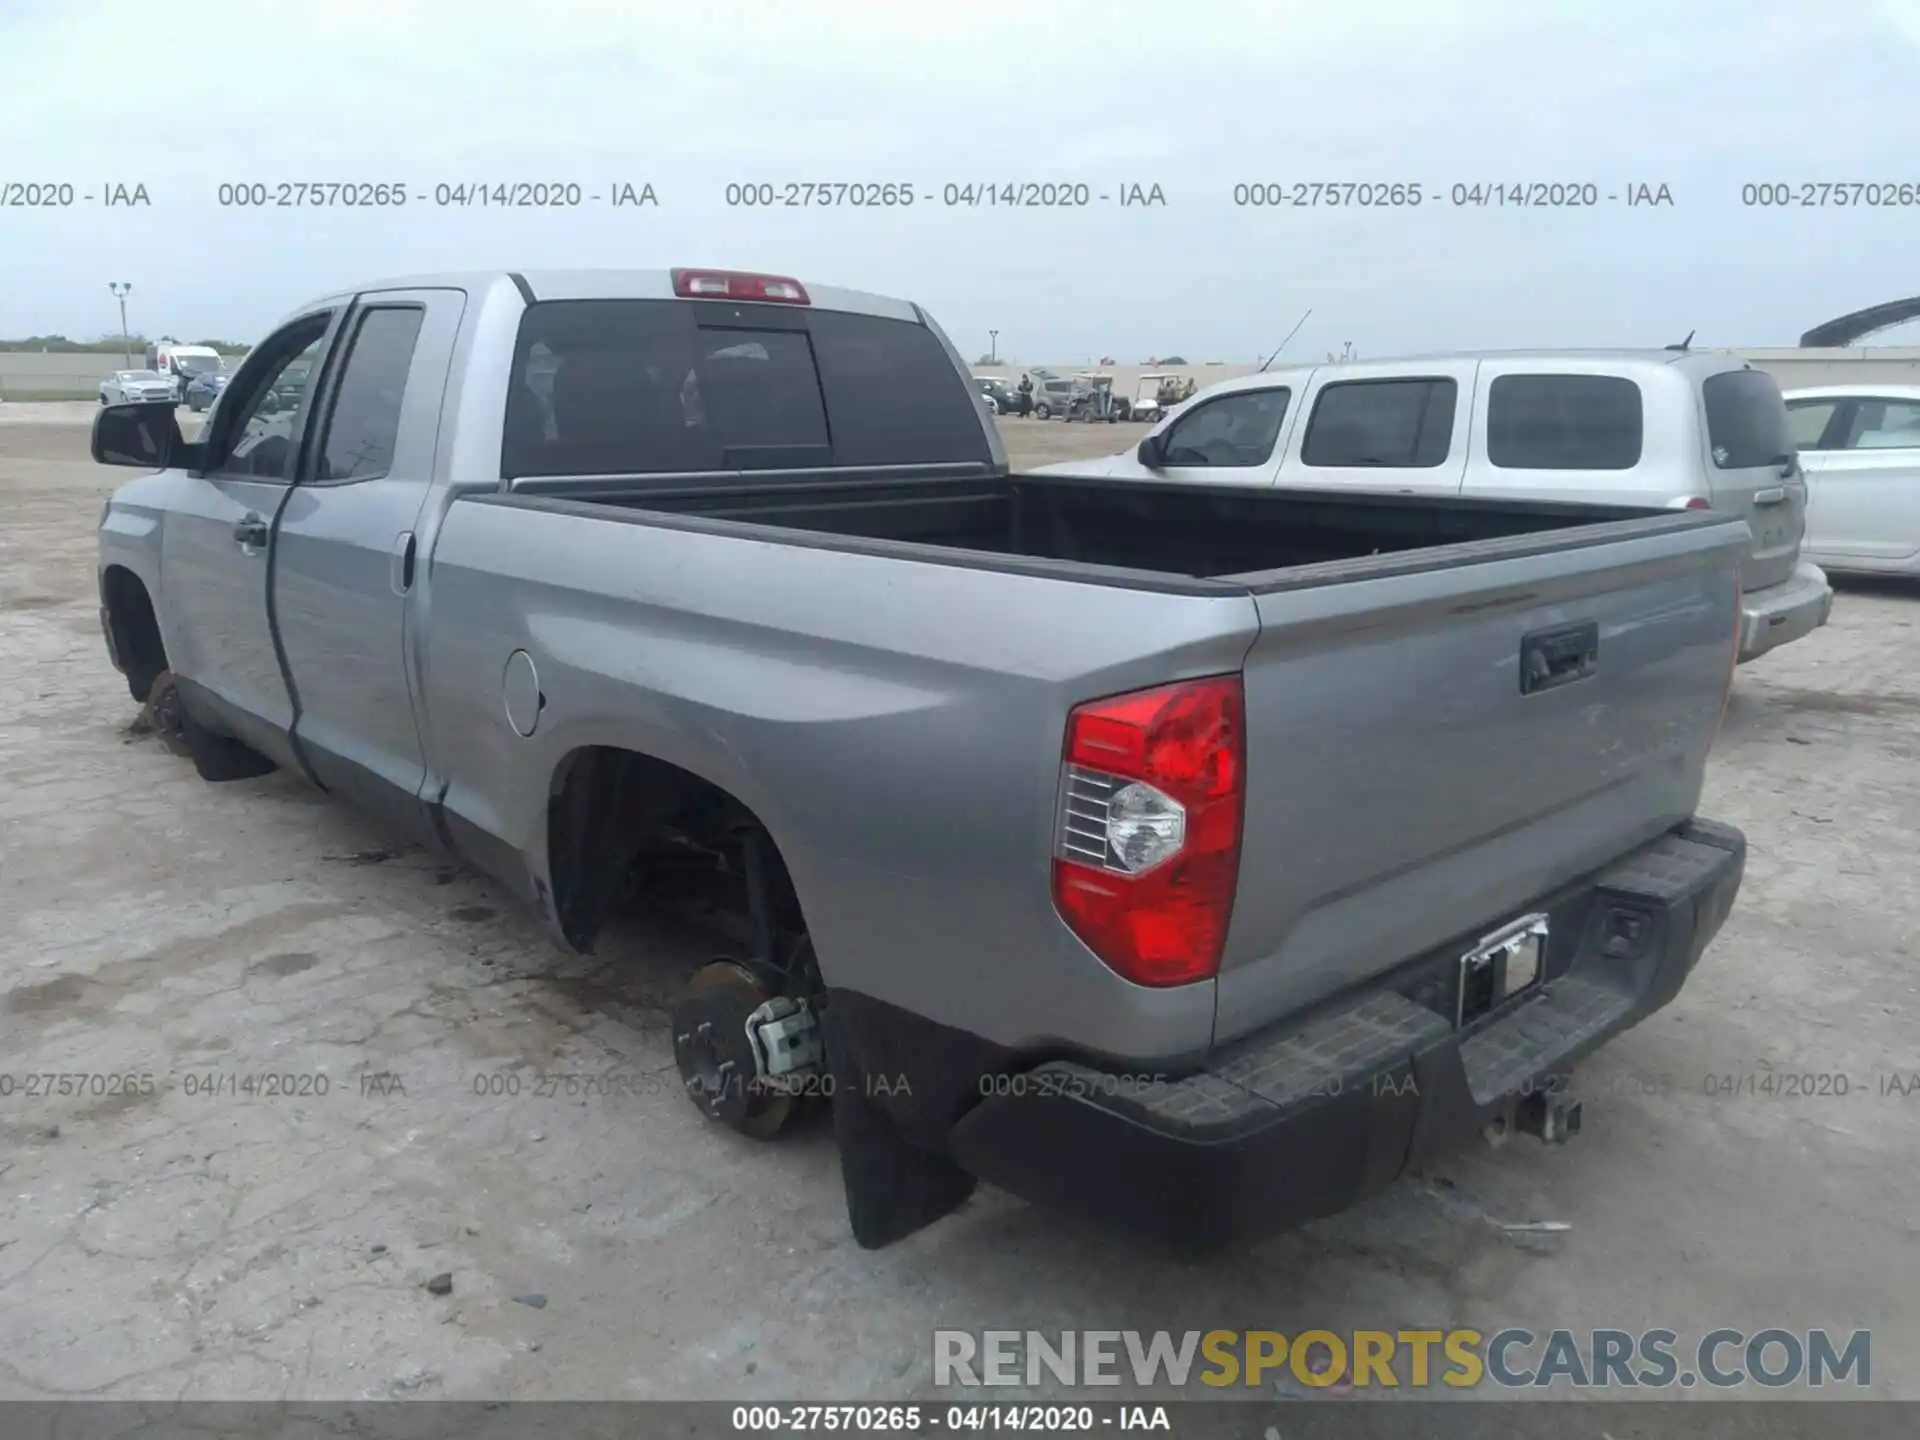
[0, 408, 1913, 1403]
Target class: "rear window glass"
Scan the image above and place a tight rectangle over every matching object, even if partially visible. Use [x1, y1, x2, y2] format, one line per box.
[1702, 369, 1792, 470]
[1486, 374, 1643, 470]
[1301, 378, 1456, 468]
[807, 308, 996, 466]
[502, 300, 990, 477]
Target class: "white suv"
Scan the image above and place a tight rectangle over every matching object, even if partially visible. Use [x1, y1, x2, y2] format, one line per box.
[1033, 350, 1833, 663]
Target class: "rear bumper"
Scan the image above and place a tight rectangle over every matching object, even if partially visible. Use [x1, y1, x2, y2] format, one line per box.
[1738, 559, 1832, 663]
[948, 818, 1746, 1251]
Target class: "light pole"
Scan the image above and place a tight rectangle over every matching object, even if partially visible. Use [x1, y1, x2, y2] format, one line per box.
[107, 282, 134, 368]
[989, 330, 998, 364]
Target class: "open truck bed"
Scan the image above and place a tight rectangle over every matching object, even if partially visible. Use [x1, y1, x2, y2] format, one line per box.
[500, 467, 1694, 591]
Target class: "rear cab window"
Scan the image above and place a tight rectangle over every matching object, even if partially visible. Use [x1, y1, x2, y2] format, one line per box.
[1301, 378, 1456, 467]
[502, 300, 991, 477]
[1486, 374, 1643, 470]
[316, 307, 425, 482]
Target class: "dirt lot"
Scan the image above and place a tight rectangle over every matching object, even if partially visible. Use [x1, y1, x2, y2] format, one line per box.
[1, 405, 1915, 1402]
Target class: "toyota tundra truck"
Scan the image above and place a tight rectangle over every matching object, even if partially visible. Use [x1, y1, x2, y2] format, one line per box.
[93, 268, 1749, 1251]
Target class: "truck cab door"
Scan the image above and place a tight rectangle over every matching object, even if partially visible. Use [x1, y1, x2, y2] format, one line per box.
[1282, 361, 1477, 496]
[1144, 382, 1301, 489]
[158, 307, 344, 770]
[271, 288, 466, 846]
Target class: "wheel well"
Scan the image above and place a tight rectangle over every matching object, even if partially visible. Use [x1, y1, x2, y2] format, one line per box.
[103, 565, 167, 702]
[545, 746, 808, 964]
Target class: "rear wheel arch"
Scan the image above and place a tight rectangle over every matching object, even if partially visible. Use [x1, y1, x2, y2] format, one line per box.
[543, 744, 815, 970]
[102, 565, 167, 702]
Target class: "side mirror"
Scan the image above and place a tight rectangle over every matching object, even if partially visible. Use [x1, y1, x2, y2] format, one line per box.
[1137, 432, 1167, 469]
[92, 402, 185, 470]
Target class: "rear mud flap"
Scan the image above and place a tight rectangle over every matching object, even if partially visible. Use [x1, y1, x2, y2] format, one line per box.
[823, 1003, 977, 1248]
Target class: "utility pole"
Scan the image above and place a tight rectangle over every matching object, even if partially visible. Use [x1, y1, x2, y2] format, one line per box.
[108, 282, 134, 367]
[988, 330, 999, 364]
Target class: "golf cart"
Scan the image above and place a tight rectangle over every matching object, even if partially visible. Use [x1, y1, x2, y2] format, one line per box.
[1064, 372, 1121, 423]
[1128, 372, 1181, 424]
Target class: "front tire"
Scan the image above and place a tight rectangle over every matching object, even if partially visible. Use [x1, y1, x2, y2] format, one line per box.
[1034, 402, 1051, 420]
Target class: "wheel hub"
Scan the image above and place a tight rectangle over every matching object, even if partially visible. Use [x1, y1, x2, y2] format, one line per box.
[671, 960, 795, 1140]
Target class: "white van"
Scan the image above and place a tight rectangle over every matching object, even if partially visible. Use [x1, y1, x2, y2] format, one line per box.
[145, 342, 226, 399]
[1032, 350, 1833, 663]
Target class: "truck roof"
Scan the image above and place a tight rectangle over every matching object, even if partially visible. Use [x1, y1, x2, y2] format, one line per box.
[293, 269, 923, 324]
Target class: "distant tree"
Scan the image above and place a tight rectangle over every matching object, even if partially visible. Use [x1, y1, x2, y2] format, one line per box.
[192, 339, 250, 353]
[1157, 354, 1188, 366]
[975, 353, 997, 365]
[0, 333, 151, 352]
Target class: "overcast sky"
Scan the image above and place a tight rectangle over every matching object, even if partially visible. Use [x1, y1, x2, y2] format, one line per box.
[3, 0, 1919, 362]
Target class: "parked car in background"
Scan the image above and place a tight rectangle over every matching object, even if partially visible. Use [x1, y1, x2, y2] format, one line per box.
[1031, 351, 1833, 664]
[183, 370, 231, 412]
[1030, 374, 1074, 419]
[975, 377, 1020, 415]
[93, 267, 1750, 1253]
[1784, 384, 1920, 577]
[99, 369, 178, 406]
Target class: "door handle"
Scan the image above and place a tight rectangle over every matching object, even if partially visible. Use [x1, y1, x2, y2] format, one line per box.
[232, 514, 269, 547]
[391, 531, 417, 595]
[1752, 487, 1788, 506]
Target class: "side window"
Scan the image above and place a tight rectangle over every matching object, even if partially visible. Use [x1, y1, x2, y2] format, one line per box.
[1302, 378, 1457, 468]
[1842, 399, 1920, 451]
[1486, 374, 1643, 470]
[1786, 400, 1842, 451]
[315, 307, 426, 482]
[1160, 388, 1291, 467]
[208, 318, 331, 481]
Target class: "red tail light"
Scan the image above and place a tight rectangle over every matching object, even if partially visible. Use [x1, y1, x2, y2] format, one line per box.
[1052, 675, 1245, 987]
[671, 268, 810, 304]
[1683, 496, 1712, 510]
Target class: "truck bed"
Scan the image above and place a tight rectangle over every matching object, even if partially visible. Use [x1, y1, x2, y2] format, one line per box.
[502, 469, 1684, 589]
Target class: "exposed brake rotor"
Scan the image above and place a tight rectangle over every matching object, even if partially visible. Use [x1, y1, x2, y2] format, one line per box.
[671, 959, 796, 1141]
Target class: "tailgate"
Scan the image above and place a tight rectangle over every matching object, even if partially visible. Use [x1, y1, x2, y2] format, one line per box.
[1213, 515, 1746, 1046]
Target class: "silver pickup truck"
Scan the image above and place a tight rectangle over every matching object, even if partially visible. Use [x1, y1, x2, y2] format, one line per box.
[94, 268, 1749, 1252]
